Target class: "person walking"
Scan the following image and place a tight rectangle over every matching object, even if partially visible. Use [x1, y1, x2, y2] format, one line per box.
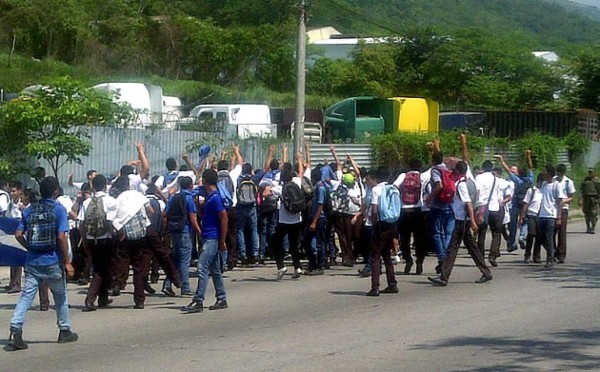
[579, 168, 600, 234]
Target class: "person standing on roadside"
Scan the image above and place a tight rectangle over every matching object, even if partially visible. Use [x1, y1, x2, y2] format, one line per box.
[579, 168, 600, 234]
[554, 164, 576, 263]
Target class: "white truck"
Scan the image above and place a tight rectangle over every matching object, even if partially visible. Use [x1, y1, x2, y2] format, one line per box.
[180, 104, 276, 138]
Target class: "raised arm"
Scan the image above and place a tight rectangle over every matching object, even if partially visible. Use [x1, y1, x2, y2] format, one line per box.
[525, 149, 533, 171]
[282, 144, 288, 164]
[136, 142, 150, 180]
[304, 142, 312, 169]
[264, 144, 276, 171]
[296, 152, 305, 179]
[496, 154, 511, 175]
[460, 133, 469, 164]
[233, 144, 244, 166]
[182, 153, 196, 176]
[330, 144, 341, 170]
[347, 154, 361, 179]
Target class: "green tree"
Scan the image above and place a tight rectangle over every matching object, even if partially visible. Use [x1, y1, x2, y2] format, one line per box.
[572, 47, 600, 111]
[0, 77, 133, 178]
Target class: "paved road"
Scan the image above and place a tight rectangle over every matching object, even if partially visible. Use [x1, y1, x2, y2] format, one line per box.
[1, 221, 599, 371]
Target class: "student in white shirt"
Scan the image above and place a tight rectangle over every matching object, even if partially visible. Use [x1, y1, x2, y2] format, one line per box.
[538, 165, 566, 267]
[429, 161, 492, 286]
[519, 173, 543, 263]
[475, 160, 503, 267]
[553, 163, 576, 263]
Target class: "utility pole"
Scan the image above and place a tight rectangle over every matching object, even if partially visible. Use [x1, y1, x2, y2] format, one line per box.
[293, 0, 307, 157]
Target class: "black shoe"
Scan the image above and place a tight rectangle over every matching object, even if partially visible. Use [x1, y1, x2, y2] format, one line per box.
[533, 259, 542, 264]
[507, 245, 518, 253]
[7, 287, 21, 294]
[258, 258, 266, 265]
[435, 262, 442, 274]
[342, 259, 354, 267]
[428, 276, 448, 286]
[489, 258, 498, 267]
[415, 262, 423, 275]
[366, 289, 380, 297]
[133, 303, 144, 309]
[78, 278, 89, 286]
[381, 285, 399, 294]
[111, 288, 121, 297]
[209, 300, 228, 310]
[181, 301, 203, 313]
[545, 260, 555, 268]
[357, 267, 371, 278]
[57, 329, 78, 344]
[144, 282, 156, 295]
[150, 277, 159, 284]
[248, 256, 256, 265]
[404, 260, 413, 275]
[5, 328, 28, 351]
[518, 240, 526, 250]
[475, 275, 493, 284]
[241, 258, 249, 267]
[524, 257, 531, 264]
[309, 268, 324, 276]
[161, 287, 177, 297]
[98, 298, 113, 308]
[40, 303, 49, 312]
[82, 301, 97, 312]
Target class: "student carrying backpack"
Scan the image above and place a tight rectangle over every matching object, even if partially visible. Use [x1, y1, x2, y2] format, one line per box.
[514, 178, 532, 210]
[301, 176, 314, 202]
[166, 193, 188, 233]
[401, 171, 422, 205]
[237, 175, 258, 207]
[432, 166, 457, 205]
[83, 196, 109, 241]
[26, 200, 57, 252]
[378, 184, 401, 224]
[281, 181, 306, 214]
[329, 186, 350, 215]
[217, 173, 234, 209]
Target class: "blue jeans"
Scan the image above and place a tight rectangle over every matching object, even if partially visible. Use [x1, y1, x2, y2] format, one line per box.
[10, 263, 71, 331]
[164, 231, 192, 293]
[429, 207, 456, 262]
[237, 206, 259, 259]
[303, 218, 328, 271]
[258, 210, 277, 258]
[508, 207, 521, 248]
[193, 239, 226, 303]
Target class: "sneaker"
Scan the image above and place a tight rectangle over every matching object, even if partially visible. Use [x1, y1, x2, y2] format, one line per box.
[5, 328, 28, 351]
[291, 268, 302, 279]
[98, 298, 113, 308]
[475, 275, 493, 284]
[133, 303, 145, 309]
[428, 276, 448, 287]
[489, 258, 498, 267]
[393, 255, 401, 264]
[181, 291, 195, 298]
[181, 301, 203, 313]
[276, 267, 288, 280]
[208, 300, 228, 310]
[161, 287, 177, 297]
[258, 258, 266, 265]
[357, 267, 371, 278]
[404, 260, 413, 275]
[57, 329, 79, 344]
[518, 240, 526, 250]
[366, 289, 380, 297]
[144, 282, 156, 295]
[380, 285, 399, 294]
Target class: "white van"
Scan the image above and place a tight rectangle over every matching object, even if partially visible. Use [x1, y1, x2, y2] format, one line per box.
[181, 104, 276, 138]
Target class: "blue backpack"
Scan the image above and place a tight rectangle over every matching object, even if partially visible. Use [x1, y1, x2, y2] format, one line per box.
[217, 173, 234, 210]
[25, 201, 57, 252]
[378, 184, 401, 224]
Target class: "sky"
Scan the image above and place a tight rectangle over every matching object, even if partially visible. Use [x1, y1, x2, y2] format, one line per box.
[567, 0, 600, 8]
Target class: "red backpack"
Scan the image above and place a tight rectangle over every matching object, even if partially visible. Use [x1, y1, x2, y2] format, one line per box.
[401, 171, 421, 205]
[433, 166, 457, 205]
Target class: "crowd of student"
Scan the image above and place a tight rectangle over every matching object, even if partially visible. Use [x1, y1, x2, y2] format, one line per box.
[1, 134, 586, 351]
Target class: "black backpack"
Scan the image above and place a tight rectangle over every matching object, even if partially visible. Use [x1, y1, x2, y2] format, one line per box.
[281, 182, 306, 214]
[301, 176, 314, 201]
[166, 193, 187, 232]
[515, 178, 532, 209]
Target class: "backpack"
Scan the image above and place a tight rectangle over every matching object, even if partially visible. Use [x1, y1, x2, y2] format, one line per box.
[25, 201, 57, 252]
[146, 197, 162, 232]
[458, 178, 479, 206]
[329, 186, 350, 215]
[217, 172, 234, 210]
[123, 209, 147, 240]
[514, 178, 532, 209]
[166, 193, 187, 233]
[401, 171, 421, 205]
[83, 196, 109, 239]
[237, 175, 258, 207]
[281, 182, 306, 214]
[301, 176, 314, 201]
[433, 167, 457, 205]
[257, 185, 278, 215]
[162, 171, 178, 189]
[378, 184, 401, 224]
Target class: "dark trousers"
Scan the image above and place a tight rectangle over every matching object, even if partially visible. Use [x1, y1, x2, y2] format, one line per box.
[85, 238, 113, 305]
[8, 266, 22, 290]
[441, 220, 492, 281]
[146, 228, 180, 287]
[333, 214, 359, 263]
[554, 209, 569, 261]
[477, 210, 503, 259]
[370, 222, 398, 291]
[524, 216, 541, 261]
[303, 218, 328, 271]
[225, 208, 238, 267]
[538, 217, 556, 262]
[359, 225, 373, 265]
[122, 237, 152, 306]
[272, 222, 302, 270]
[399, 208, 428, 263]
[71, 228, 92, 281]
[111, 240, 130, 290]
